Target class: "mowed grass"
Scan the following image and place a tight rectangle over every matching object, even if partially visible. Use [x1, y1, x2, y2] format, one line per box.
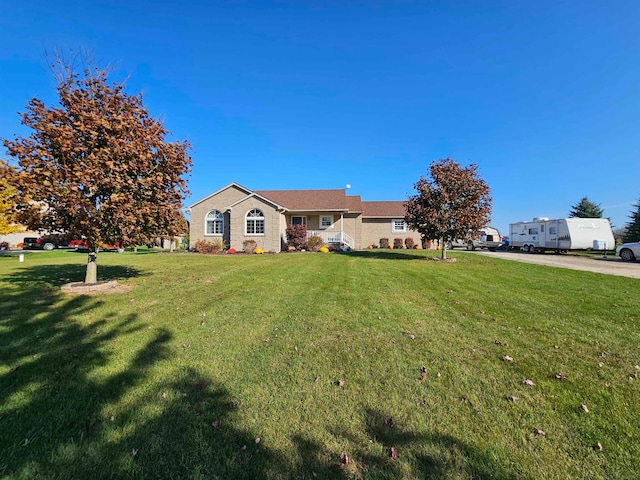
[0, 249, 638, 479]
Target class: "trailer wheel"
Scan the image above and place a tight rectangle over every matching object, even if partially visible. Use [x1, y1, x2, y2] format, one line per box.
[522, 245, 529, 253]
[466, 242, 475, 251]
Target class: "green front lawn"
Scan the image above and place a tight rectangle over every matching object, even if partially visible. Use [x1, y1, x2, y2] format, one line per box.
[1, 249, 638, 479]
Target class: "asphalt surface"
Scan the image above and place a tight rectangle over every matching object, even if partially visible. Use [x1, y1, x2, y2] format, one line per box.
[471, 250, 640, 279]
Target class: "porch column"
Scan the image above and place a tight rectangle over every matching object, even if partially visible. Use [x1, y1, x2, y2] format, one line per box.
[340, 213, 344, 244]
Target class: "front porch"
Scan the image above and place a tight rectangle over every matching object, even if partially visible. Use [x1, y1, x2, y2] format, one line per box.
[307, 230, 355, 249]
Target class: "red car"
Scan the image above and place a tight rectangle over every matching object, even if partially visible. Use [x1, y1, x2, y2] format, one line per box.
[70, 239, 124, 253]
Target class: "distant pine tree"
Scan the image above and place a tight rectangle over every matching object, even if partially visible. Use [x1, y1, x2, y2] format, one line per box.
[568, 197, 603, 218]
[622, 199, 640, 242]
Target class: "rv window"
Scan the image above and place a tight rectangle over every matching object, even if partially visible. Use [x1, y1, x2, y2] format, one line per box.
[540, 225, 545, 233]
[528, 228, 538, 235]
[549, 226, 557, 235]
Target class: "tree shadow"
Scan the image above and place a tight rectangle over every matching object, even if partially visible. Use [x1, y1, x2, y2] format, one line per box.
[340, 250, 431, 261]
[0, 269, 287, 478]
[0, 264, 325, 479]
[2, 263, 144, 288]
[340, 408, 528, 480]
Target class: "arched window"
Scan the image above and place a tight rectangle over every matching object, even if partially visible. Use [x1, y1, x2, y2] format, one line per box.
[206, 210, 224, 235]
[246, 209, 265, 235]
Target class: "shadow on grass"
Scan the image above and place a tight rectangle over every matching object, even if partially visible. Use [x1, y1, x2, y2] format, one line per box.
[341, 250, 431, 261]
[1, 264, 509, 479]
[353, 408, 523, 479]
[2, 263, 144, 288]
[0, 265, 336, 478]
[304, 408, 523, 479]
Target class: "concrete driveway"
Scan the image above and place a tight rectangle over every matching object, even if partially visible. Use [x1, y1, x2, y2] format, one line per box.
[471, 250, 640, 279]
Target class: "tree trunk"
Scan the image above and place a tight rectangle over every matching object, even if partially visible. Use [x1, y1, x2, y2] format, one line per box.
[441, 237, 447, 260]
[169, 237, 175, 253]
[84, 250, 98, 284]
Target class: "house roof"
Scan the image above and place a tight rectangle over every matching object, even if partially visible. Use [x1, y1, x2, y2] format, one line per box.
[362, 201, 407, 218]
[187, 183, 406, 216]
[255, 189, 359, 212]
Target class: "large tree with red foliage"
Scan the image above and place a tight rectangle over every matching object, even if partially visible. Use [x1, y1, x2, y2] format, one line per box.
[405, 157, 492, 259]
[3, 66, 192, 283]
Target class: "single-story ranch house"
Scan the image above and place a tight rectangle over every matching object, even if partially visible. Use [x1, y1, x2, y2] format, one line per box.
[186, 183, 420, 252]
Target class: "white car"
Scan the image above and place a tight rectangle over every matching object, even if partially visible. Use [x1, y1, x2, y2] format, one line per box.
[616, 242, 640, 262]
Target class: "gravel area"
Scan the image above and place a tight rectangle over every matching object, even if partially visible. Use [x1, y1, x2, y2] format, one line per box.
[471, 250, 640, 279]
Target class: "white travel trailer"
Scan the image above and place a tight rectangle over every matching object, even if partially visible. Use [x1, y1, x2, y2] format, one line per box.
[509, 217, 614, 253]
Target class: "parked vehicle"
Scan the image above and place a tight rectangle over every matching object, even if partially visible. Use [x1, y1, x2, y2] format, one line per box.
[616, 241, 640, 262]
[70, 239, 124, 253]
[509, 217, 614, 253]
[447, 226, 503, 251]
[22, 236, 70, 251]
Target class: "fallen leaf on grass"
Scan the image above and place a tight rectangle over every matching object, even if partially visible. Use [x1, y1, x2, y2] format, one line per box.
[131, 449, 138, 456]
[535, 429, 546, 436]
[241, 445, 247, 451]
[255, 437, 261, 444]
[555, 373, 567, 380]
[420, 365, 426, 373]
[419, 374, 425, 381]
[580, 404, 589, 413]
[437, 372, 441, 378]
[509, 396, 518, 402]
[336, 380, 345, 388]
[314, 376, 320, 382]
[522, 379, 534, 386]
[390, 447, 398, 459]
[340, 452, 349, 465]
[503, 355, 513, 362]
[594, 442, 603, 451]
[212, 420, 220, 428]
[385, 417, 395, 428]
[409, 334, 416, 340]
[110, 415, 115, 422]
[162, 392, 167, 398]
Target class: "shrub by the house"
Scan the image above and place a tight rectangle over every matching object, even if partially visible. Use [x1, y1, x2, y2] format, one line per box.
[393, 238, 404, 249]
[305, 235, 324, 252]
[379, 238, 390, 249]
[194, 239, 225, 253]
[405, 237, 415, 249]
[243, 240, 258, 254]
[286, 224, 307, 251]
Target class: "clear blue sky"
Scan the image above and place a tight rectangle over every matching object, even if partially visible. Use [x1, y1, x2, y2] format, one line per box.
[2, 1, 639, 234]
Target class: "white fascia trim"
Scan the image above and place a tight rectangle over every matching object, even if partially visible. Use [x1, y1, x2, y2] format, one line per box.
[226, 192, 284, 210]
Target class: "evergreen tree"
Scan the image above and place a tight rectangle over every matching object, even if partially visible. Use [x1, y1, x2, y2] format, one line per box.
[622, 198, 640, 242]
[568, 196, 603, 218]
